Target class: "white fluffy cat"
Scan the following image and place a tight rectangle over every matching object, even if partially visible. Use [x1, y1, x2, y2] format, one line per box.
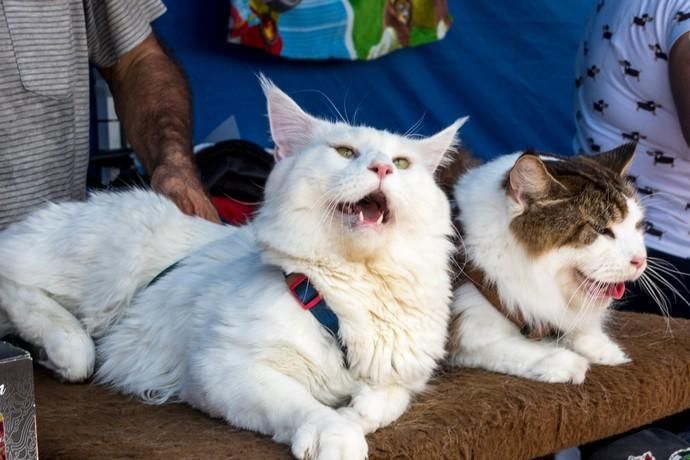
[447, 145, 647, 384]
[0, 78, 466, 459]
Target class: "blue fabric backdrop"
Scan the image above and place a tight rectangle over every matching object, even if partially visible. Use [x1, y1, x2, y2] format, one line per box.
[153, 0, 596, 160]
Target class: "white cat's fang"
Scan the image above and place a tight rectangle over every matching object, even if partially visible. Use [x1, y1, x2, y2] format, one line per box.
[336, 191, 390, 228]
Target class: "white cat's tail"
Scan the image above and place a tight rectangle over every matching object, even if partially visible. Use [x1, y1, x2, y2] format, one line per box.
[95, 328, 182, 405]
[93, 281, 193, 404]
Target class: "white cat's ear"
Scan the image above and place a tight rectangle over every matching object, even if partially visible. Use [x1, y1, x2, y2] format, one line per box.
[508, 152, 560, 204]
[259, 74, 318, 160]
[417, 117, 468, 171]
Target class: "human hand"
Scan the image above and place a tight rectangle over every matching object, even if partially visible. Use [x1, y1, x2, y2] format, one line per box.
[150, 159, 221, 224]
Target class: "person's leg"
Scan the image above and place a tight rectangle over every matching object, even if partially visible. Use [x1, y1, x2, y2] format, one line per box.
[621, 248, 690, 318]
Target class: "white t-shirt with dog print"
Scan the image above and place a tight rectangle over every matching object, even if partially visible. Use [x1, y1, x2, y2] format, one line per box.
[574, 0, 690, 258]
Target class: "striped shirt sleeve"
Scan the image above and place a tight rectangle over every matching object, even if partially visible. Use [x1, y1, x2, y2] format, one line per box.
[83, 0, 167, 68]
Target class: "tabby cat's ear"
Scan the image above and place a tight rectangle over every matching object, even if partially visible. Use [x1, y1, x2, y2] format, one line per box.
[508, 153, 559, 204]
[259, 74, 318, 160]
[416, 117, 468, 171]
[589, 142, 636, 176]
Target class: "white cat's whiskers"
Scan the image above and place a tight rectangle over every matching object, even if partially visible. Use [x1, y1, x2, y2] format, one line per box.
[317, 189, 350, 259]
[404, 113, 426, 138]
[342, 89, 351, 125]
[299, 89, 349, 124]
[394, 195, 412, 226]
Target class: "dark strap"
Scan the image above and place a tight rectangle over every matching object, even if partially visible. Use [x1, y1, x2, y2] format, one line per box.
[147, 266, 348, 362]
[147, 260, 182, 289]
[285, 272, 347, 362]
[463, 265, 557, 339]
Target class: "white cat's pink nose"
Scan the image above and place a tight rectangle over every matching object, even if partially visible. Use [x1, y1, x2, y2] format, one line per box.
[368, 162, 393, 179]
[630, 256, 646, 268]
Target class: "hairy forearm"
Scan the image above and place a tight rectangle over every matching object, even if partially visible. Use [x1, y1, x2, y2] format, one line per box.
[97, 34, 219, 223]
[101, 35, 194, 173]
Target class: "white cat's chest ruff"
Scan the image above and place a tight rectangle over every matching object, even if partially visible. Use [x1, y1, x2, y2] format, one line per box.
[311, 268, 449, 391]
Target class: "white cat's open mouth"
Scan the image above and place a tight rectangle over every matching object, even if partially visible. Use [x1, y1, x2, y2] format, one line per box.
[336, 191, 391, 227]
[575, 270, 627, 300]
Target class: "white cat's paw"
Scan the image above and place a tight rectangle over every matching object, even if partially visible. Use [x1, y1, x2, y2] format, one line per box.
[338, 406, 379, 434]
[337, 386, 410, 434]
[570, 334, 630, 366]
[41, 327, 95, 382]
[292, 417, 367, 460]
[527, 348, 589, 384]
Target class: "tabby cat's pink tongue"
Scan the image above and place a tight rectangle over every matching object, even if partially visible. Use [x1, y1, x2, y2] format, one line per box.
[606, 282, 626, 300]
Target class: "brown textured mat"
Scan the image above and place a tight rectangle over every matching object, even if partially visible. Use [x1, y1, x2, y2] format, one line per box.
[34, 312, 690, 459]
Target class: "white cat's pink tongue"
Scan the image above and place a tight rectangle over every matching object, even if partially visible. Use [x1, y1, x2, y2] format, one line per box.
[357, 202, 383, 224]
[604, 282, 626, 299]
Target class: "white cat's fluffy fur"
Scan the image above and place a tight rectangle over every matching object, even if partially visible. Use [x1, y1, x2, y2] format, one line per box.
[0, 79, 466, 459]
[0, 190, 233, 378]
[448, 152, 646, 384]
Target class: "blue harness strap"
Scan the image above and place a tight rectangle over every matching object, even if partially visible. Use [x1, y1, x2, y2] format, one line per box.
[285, 272, 347, 363]
[147, 265, 348, 364]
[147, 260, 182, 288]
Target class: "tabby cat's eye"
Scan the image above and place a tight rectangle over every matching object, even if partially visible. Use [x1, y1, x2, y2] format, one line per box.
[393, 157, 410, 170]
[598, 227, 615, 239]
[334, 146, 356, 159]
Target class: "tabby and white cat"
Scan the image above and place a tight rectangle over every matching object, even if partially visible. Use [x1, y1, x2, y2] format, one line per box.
[0, 78, 466, 459]
[447, 144, 647, 384]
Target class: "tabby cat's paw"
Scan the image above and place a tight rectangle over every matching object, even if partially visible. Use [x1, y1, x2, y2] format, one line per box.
[528, 348, 589, 384]
[570, 334, 631, 366]
[292, 416, 367, 460]
[41, 327, 95, 382]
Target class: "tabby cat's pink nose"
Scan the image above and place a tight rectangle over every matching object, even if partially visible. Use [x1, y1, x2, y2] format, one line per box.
[630, 256, 646, 268]
[368, 162, 393, 179]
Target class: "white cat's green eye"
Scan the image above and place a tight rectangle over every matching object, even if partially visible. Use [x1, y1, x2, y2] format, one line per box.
[334, 146, 356, 159]
[393, 157, 410, 170]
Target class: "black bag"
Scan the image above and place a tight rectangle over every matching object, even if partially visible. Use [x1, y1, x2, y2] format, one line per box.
[195, 139, 275, 225]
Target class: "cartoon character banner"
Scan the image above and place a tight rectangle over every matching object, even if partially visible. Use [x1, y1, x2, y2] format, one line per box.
[227, 0, 451, 60]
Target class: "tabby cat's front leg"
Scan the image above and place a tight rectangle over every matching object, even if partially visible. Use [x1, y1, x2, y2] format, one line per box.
[567, 324, 630, 366]
[191, 365, 367, 460]
[448, 284, 590, 383]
